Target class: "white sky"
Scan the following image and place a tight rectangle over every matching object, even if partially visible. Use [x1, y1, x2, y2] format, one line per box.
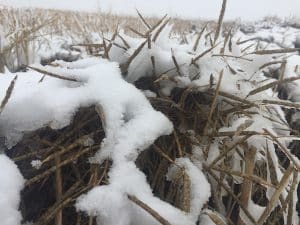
[1, 0, 300, 20]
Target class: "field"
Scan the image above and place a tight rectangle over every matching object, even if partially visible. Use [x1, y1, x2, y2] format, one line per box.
[0, 2, 300, 225]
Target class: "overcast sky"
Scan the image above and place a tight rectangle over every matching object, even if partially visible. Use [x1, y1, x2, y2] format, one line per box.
[1, 0, 300, 20]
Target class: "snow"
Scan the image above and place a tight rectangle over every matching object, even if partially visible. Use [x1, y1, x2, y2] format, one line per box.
[199, 209, 227, 225]
[167, 158, 211, 220]
[77, 162, 194, 225]
[0, 12, 299, 225]
[0, 58, 172, 150]
[0, 57, 178, 224]
[239, 200, 265, 225]
[77, 158, 210, 225]
[284, 55, 300, 101]
[238, 25, 300, 48]
[0, 155, 24, 225]
[31, 160, 42, 169]
[75, 23, 299, 225]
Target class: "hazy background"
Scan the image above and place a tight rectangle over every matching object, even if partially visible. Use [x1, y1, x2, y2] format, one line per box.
[1, 0, 300, 20]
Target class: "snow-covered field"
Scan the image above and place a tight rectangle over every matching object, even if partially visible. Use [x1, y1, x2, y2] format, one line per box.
[1, 0, 300, 20]
[0, 5, 300, 225]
